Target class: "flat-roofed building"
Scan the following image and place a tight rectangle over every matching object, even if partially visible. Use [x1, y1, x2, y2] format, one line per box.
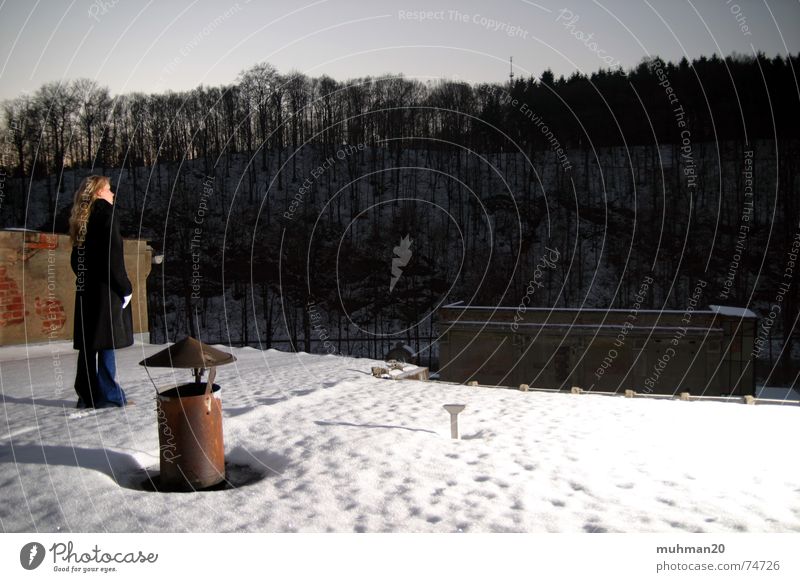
[437, 303, 757, 396]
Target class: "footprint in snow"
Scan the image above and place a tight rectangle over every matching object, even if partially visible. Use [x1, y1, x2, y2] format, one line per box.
[426, 515, 442, 524]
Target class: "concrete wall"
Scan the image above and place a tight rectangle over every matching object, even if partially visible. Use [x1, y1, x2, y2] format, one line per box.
[0, 230, 152, 346]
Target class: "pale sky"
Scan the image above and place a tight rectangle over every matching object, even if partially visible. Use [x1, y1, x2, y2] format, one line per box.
[1, 0, 798, 99]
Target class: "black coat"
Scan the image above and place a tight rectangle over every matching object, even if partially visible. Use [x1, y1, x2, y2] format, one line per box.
[71, 199, 134, 351]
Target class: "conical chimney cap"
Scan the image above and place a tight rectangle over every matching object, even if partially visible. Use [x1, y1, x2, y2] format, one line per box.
[138, 336, 236, 369]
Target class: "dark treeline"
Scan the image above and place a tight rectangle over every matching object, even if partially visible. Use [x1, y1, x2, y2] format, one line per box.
[1, 54, 798, 383]
[2, 54, 797, 189]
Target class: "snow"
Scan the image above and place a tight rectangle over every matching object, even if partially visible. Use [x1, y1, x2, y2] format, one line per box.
[708, 305, 758, 319]
[446, 303, 709, 315]
[1, 340, 798, 533]
[447, 303, 758, 319]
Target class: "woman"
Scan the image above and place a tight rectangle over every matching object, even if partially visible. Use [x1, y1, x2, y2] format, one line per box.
[68, 175, 134, 408]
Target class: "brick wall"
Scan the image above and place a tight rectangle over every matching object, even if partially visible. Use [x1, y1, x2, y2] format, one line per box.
[0, 230, 152, 346]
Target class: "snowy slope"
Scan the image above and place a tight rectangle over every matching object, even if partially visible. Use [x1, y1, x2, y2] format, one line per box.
[0, 341, 798, 533]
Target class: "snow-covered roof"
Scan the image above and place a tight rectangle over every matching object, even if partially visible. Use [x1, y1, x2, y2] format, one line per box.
[443, 303, 692, 314]
[443, 303, 759, 318]
[708, 305, 758, 318]
[1, 341, 796, 533]
[446, 321, 723, 333]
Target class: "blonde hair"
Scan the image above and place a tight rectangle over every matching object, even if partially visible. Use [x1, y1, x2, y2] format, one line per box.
[68, 175, 109, 246]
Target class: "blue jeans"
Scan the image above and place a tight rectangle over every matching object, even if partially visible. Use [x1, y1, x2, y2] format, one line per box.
[97, 349, 127, 406]
[75, 349, 127, 407]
